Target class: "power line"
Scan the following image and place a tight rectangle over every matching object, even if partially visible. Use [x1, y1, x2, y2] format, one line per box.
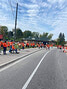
[8, 0, 15, 18]
[8, 0, 22, 19]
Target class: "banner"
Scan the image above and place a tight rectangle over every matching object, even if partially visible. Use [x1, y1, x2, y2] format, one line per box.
[0, 35, 3, 39]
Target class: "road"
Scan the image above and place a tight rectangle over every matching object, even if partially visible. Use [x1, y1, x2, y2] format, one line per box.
[0, 48, 67, 89]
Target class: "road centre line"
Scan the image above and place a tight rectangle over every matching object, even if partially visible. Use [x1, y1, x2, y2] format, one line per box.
[22, 50, 51, 89]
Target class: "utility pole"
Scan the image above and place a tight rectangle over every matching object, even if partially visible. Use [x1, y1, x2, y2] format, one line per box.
[14, 3, 18, 40]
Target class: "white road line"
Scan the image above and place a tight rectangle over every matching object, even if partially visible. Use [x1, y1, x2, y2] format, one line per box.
[0, 49, 46, 72]
[22, 50, 51, 89]
[0, 52, 38, 72]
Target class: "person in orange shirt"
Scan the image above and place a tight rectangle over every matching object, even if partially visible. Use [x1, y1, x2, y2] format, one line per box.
[26, 42, 29, 48]
[10, 40, 13, 46]
[9, 40, 13, 52]
[9, 43, 18, 54]
[7, 41, 10, 47]
[12, 44, 18, 53]
[51, 44, 53, 48]
[41, 43, 44, 48]
[38, 43, 40, 49]
[3, 41, 7, 55]
[36, 43, 39, 47]
[21, 42, 24, 49]
[18, 42, 21, 50]
[32, 43, 35, 48]
[58, 45, 62, 49]
[47, 44, 50, 49]
[31, 43, 33, 47]
[7, 41, 10, 50]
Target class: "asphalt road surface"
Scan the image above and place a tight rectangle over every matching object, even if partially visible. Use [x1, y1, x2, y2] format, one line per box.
[0, 48, 67, 89]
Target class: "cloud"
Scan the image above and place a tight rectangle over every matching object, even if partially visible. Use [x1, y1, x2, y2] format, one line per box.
[49, 8, 67, 40]
[0, 0, 67, 40]
[27, 9, 39, 17]
[47, 0, 67, 10]
[24, 4, 39, 9]
[47, 0, 65, 4]
[30, 0, 37, 3]
[39, 2, 51, 8]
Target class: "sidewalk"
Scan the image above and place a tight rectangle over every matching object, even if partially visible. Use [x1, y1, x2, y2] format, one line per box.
[0, 48, 42, 68]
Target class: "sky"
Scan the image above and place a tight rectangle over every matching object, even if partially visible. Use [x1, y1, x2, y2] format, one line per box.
[0, 0, 67, 40]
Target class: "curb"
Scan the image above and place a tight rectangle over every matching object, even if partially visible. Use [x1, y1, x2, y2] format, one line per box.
[0, 49, 42, 69]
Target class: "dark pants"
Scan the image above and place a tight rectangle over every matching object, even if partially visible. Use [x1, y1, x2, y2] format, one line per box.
[9, 48, 17, 53]
[13, 49, 17, 53]
[22, 46, 24, 49]
[26, 45, 29, 48]
[3, 47, 6, 54]
[9, 45, 12, 53]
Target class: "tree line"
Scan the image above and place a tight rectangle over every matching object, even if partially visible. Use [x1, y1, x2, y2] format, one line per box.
[0, 26, 66, 46]
[57, 33, 65, 46]
[0, 26, 53, 41]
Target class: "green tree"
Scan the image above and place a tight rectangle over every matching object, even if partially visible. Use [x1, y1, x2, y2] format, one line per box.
[12, 28, 23, 39]
[40, 32, 53, 40]
[8, 31, 13, 39]
[16, 28, 23, 39]
[0, 26, 8, 39]
[48, 34, 53, 40]
[40, 33, 48, 38]
[57, 33, 65, 46]
[23, 30, 32, 38]
[32, 32, 39, 38]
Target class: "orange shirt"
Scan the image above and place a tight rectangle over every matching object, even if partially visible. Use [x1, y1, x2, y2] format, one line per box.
[27, 43, 29, 46]
[59, 45, 62, 48]
[41, 43, 44, 46]
[3, 42, 7, 47]
[38, 44, 40, 47]
[65, 47, 67, 49]
[46, 44, 49, 47]
[21, 43, 24, 47]
[7, 42, 10, 47]
[31, 43, 33, 46]
[12, 45, 15, 50]
[33, 43, 35, 46]
[10, 42, 13, 46]
[0, 41, 1, 46]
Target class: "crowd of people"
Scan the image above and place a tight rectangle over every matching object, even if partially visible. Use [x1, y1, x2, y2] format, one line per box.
[0, 40, 18, 55]
[0, 40, 54, 55]
[57, 45, 67, 53]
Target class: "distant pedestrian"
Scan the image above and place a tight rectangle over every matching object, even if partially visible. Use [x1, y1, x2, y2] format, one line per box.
[26, 42, 29, 48]
[9, 40, 13, 52]
[32, 43, 35, 48]
[38, 44, 40, 49]
[3, 41, 7, 55]
[18, 42, 21, 50]
[12, 44, 18, 53]
[21, 42, 24, 49]
[31, 43, 33, 48]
